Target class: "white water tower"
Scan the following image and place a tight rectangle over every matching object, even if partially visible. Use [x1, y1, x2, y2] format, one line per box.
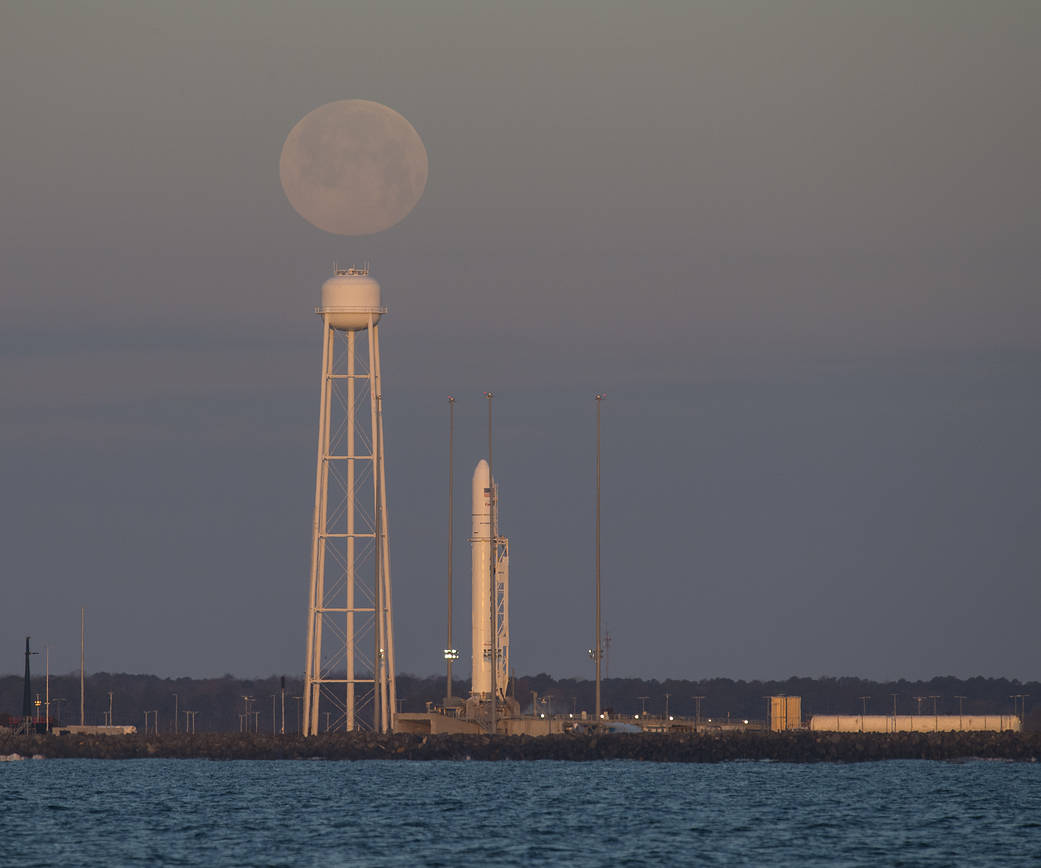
[303, 265, 396, 734]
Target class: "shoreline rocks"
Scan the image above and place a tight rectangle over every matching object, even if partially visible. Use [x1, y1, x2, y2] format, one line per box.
[1, 730, 1039, 762]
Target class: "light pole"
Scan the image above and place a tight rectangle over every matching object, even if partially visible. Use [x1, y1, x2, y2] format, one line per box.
[664, 692, 671, 721]
[172, 693, 178, 734]
[44, 646, 50, 734]
[594, 393, 605, 723]
[446, 395, 456, 700]
[105, 691, 113, 726]
[638, 696, 649, 716]
[859, 695, 870, 732]
[80, 607, 85, 727]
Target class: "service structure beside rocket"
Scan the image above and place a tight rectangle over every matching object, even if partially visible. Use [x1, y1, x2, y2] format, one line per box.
[470, 459, 509, 701]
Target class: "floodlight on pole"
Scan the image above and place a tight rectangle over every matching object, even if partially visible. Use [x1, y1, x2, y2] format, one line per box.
[446, 396, 455, 700]
[594, 393, 605, 722]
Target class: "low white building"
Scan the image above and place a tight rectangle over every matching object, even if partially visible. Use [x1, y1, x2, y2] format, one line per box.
[55, 725, 138, 736]
[809, 714, 1019, 733]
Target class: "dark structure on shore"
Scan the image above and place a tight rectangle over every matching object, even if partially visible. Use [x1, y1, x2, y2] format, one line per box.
[20, 637, 32, 732]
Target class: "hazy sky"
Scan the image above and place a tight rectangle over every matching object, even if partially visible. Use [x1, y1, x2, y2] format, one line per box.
[2, 1, 1038, 683]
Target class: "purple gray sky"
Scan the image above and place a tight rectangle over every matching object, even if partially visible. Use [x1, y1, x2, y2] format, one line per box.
[2, 1, 1038, 682]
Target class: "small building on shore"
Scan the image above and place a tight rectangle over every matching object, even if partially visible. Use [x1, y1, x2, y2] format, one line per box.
[54, 725, 138, 736]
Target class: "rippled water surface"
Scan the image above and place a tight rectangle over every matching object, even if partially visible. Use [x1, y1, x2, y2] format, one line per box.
[3, 759, 1040, 866]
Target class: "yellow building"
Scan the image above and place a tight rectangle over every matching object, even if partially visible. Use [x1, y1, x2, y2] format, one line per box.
[770, 696, 802, 731]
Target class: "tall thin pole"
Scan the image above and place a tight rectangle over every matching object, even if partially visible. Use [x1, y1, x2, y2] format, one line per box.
[485, 391, 496, 734]
[595, 393, 605, 721]
[80, 607, 85, 726]
[45, 646, 50, 734]
[447, 396, 455, 699]
[22, 637, 32, 726]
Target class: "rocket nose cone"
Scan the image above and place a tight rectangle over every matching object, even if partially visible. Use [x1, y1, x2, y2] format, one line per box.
[472, 459, 491, 513]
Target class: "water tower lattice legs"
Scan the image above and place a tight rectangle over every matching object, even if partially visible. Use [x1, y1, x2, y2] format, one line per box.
[303, 316, 395, 735]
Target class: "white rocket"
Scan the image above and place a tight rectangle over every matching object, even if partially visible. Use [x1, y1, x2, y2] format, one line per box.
[471, 459, 509, 699]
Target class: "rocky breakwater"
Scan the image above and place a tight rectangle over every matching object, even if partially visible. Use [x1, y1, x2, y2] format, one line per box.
[2, 731, 1038, 762]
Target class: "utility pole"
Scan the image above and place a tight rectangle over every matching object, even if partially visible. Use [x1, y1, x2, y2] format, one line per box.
[80, 607, 86, 726]
[45, 646, 50, 734]
[172, 693, 179, 734]
[954, 694, 966, 730]
[691, 696, 705, 732]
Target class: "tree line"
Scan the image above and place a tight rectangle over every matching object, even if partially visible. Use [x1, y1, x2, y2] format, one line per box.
[2, 672, 1037, 732]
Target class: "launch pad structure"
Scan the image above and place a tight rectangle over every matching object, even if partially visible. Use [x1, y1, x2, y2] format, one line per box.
[303, 266, 395, 735]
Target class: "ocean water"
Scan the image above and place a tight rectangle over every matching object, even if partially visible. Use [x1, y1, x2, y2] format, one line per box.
[2, 759, 1039, 866]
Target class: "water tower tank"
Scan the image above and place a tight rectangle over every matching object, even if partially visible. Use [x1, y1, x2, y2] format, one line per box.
[318, 267, 384, 331]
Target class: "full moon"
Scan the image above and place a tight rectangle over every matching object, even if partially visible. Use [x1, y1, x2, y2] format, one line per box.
[279, 99, 428, 236]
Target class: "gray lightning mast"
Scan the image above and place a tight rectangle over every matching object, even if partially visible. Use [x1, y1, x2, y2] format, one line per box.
[303, 266, 396, 734]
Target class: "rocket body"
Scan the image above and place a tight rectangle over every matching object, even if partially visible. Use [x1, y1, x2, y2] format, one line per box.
[470, 459, 493, 696]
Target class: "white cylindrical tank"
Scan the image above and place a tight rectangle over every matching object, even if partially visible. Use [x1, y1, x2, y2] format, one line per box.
[318, 268, 383, 331]
[471, 459, 492, 697]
